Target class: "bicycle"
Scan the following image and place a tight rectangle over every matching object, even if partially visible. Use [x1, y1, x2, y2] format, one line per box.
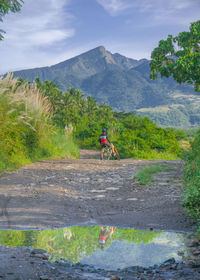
[103, 145, 120, 160]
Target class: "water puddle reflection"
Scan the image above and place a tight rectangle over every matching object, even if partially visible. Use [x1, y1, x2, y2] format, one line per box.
[0, 226, 186, 270]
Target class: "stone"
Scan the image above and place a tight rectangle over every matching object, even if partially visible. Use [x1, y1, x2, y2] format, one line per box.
[94, 195, 105, 198]
[185, 239, 199, 247]
[31, 248, 47, 254]
[192, 250, 200, 256]
[110, 276, 120, 280]
[31, 253, 49, 260]
[163, 258, 176, 265]
[40, 276, 49, 280]
[90, 190, 106, 193]
[106, 187, 119, 190]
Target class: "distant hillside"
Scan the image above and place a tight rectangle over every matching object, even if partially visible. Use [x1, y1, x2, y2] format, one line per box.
[13, 46, 200, 128]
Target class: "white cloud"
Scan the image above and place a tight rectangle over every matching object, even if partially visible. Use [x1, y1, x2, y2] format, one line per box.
[0, 0, 75, 73]
[7, 29, 75, 48]
[96, 0, 132, 15]
[27, 29, 75, 46]
[96, 0, 200, 24]
[0, 0, 199, 74]
[97, 0, 199, 13]
[3, 0, 74, 45]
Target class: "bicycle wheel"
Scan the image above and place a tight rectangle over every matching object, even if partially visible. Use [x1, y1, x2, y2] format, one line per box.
[114, 147, 120, 160]
[103, 146, 112, 160]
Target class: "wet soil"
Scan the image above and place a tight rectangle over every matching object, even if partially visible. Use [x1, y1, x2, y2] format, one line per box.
[1, 245, 200, 280]
[0, 150, 198, 280]
[0, 149, 194, 232]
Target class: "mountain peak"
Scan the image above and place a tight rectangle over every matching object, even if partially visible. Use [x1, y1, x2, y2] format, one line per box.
[96, 45, 106, 52]
[13, 45, 146, 83]
[84, 45, 108, 57]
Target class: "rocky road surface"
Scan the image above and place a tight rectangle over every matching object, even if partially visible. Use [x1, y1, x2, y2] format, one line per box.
[0, 149, 194, 232]
[0, 150, 199, 280]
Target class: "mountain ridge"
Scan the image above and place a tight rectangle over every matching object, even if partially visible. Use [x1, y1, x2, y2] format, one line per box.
[12, 46, 200, 128]
[13, 46, 146, 82]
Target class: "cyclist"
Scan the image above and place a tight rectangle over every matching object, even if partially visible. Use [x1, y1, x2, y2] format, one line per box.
[99, 128, 115, 160]
[99, 226, 116, 249]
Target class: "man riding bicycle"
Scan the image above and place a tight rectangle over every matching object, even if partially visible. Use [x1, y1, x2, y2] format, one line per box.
[99, 128, 115, 160]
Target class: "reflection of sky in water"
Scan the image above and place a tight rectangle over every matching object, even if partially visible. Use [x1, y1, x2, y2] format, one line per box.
[81, 232, 185, 270]
[0, 227, 186, 270]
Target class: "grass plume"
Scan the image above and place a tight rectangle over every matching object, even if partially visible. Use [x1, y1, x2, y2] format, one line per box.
[0, 73, 79, 172]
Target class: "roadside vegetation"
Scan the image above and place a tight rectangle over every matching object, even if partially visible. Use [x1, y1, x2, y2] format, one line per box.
[1, 19, 199, 233]
[34, 78, 184, 161]
[182, 131, 200, 224]
[0, 74, 184, 173]
[133, 164, 171, 185]
[151, 19, 200, 231]
[0, 0, 199, 244]
[1, 72, 199, 232]
[0, 74, 79, 173]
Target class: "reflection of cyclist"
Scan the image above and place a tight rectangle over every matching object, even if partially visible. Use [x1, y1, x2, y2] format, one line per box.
[99, 128, 115, 160]
[98, 226, 116, 249]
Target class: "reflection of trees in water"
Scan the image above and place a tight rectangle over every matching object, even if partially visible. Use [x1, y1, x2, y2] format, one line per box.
[0, 230, 36, 247]
[0, 226, 161, 263]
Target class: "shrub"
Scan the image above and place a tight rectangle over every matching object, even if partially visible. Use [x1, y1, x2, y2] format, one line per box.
[182, 129, 200, 220]
[0, 74, 79, 172]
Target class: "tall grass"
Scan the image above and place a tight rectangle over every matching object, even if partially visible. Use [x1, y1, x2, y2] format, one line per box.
[0, 74, 79, 172]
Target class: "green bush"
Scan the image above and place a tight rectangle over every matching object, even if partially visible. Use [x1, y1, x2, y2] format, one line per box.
[182, 129, 200, 220]
[0, 74, 79, 172]
[34, 79, 182, 160]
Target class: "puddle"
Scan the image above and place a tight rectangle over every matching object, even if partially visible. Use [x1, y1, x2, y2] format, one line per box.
[0, 226, 186, 270]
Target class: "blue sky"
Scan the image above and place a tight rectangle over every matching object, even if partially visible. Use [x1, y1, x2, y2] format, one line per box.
[0, 0, 199, 74]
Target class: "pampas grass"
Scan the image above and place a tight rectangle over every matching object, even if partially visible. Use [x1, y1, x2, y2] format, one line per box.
[0, 73, 79, 172]
[0, 73, 52, 133]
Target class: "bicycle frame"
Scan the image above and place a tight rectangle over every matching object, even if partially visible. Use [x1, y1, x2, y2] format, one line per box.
[103, 146, 120, 160]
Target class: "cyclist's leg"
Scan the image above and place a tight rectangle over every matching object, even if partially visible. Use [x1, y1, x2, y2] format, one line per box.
[101, 143, 107, 159]
[101, 146, 105, 160]
[109, 143, 115, 155]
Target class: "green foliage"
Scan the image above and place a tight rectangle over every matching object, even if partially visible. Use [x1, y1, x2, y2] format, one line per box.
[0, 230, 36, 247]
[1, 75, 181, 164]
[183, 128, 199, 138]
[168, 128, 186, 141]
[182, 129, 200, 220]
[133, 164, 171, 185]
[116, 115, 181, 159]
[137, 106, 192, 128]
[0, 74, 79, 173]
[150, 20, 200, 92]
[35, 79, 182, 160]
[0, 0, 23, 40]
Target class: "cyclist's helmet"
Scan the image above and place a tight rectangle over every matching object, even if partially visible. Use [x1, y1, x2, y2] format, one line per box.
[102, 128, 106, 133]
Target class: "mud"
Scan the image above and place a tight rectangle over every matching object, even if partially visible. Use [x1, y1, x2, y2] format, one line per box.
[0, 149, 195, 232]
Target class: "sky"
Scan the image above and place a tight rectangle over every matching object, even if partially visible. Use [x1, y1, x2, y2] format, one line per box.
[0, 0, 200, 74]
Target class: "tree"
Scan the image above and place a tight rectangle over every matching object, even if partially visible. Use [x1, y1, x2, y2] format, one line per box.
[0, 0, 23, 40]
[150, 20, 200, 91]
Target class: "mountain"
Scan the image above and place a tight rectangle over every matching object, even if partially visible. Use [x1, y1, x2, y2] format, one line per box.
[12, 46, 200, 128]
[13, 46, 143, 90]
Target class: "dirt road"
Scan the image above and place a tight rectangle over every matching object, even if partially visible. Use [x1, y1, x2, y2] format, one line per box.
[0, 150, 194, 232]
